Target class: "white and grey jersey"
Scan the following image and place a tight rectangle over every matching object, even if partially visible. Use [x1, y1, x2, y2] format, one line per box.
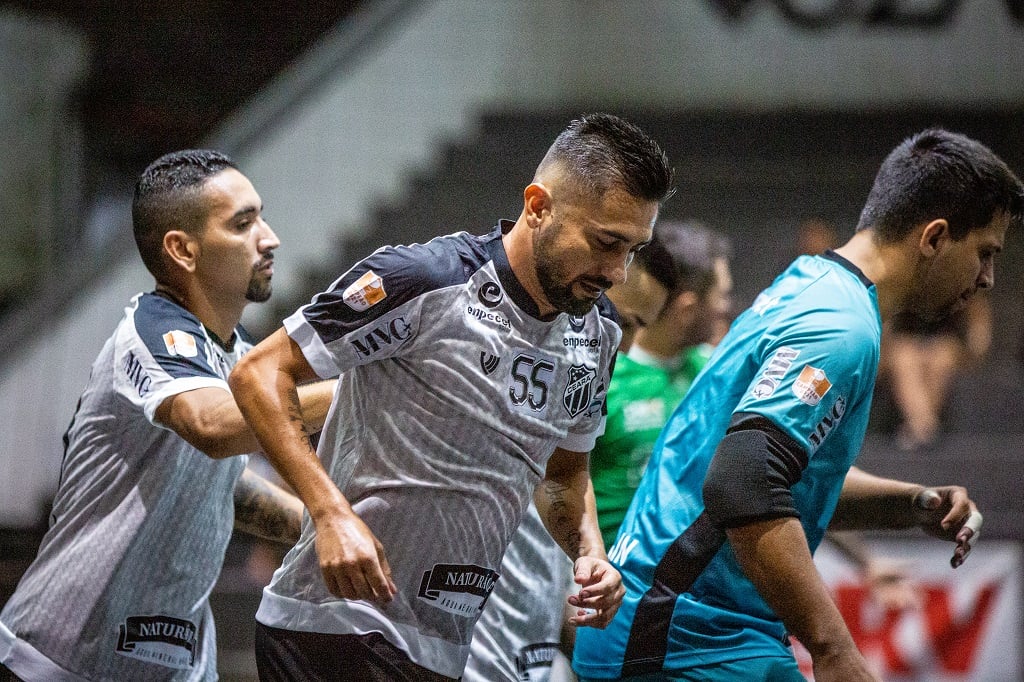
[464, 502, 575, 682]
[256, 223, 620, 678]
[0, 293, 251, 681]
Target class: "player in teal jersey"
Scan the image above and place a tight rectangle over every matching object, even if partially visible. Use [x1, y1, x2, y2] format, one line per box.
[574, 129, 1021, 682]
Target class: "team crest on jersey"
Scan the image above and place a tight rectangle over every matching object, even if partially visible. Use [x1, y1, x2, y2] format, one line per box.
[563, 363, 596, 418]
[162, 330, 197, 357]
[417, 563, 499, 617]
[115, 614, 197, 669]
[342, 270, 387, 311]
[793, 365, 832, 406]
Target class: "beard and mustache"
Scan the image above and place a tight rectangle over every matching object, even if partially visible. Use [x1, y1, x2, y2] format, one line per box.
[245, 258, 274, 303]
[533, 222, 613, 317]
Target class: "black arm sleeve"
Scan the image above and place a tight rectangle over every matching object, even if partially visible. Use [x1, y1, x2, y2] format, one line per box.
[702, 413, 809, 529]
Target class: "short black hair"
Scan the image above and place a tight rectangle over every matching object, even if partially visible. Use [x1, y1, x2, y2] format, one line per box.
[857, 129, 1024, 241]
[132, 149, 238, 279]
[538, 113, 675, 204]
[637, 219, 731, 296]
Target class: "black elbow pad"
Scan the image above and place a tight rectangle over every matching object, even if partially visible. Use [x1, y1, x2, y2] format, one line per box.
[702, 419, 808, 528]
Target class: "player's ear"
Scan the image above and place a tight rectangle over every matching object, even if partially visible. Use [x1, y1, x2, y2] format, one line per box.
[918, 219, 949, 257]
[523, 183, 553, 229]
[163, 230, 200, 273]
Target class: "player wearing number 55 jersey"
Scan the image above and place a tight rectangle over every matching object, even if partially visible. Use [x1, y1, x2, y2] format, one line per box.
[229, 113, 676, 681]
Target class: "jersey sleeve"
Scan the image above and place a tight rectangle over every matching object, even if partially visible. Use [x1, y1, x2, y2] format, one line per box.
[116, 296, 229, 425]
[734, 304, 878, 457]
[285, 240, 468, 379]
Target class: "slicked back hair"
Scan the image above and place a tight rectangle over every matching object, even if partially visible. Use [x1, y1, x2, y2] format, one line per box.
[639, 219, 731, 297]
[537, 113, 675, 205]
[132, 149, 238, 279]
[857, 129, 1024, 242]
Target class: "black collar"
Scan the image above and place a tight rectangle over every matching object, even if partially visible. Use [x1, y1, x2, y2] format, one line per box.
[821, 249, 874, 289]
[485, 221, 556, 321]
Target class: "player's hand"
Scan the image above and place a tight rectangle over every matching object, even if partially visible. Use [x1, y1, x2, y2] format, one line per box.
[566, 556, 624, 629]
[312, 511, 397, 603]
[913, 487, 983, 568]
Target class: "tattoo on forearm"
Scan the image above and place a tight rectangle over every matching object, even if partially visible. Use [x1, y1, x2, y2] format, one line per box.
[234, 472, 301, 545]
[540, 479, 583, 559]
[286, 393, 313, 437]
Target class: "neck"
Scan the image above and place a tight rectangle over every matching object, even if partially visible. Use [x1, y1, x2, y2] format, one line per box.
[628, 343, 685, 370]
[832, 230, 911, 322]
[502, 215, 558, 318]
[155, 281, 244, 342]
[635, 324, 692, 358]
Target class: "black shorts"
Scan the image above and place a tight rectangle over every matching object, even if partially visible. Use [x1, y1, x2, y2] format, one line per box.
[254, 622, 459, 681]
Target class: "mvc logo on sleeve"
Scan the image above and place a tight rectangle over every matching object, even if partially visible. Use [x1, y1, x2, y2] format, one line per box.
[342, 270, 387, 311]
[793, 365, 832, 406]
[162, 330, 198, 358]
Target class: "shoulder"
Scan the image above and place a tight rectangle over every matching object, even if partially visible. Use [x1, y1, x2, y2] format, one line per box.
[360, 231, 491, 292]
[129, 293, 205, 354]
[319, 231, 493, 317]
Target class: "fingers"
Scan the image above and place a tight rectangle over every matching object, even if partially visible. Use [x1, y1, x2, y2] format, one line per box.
[568, 558, 624, 629]
[914, 488, 942, 511]
[566, 590, 622, 628]
[315, 519, 396, 603]
[951, 510, 983, 569]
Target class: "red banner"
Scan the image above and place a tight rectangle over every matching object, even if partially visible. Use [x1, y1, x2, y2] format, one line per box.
[794, 539, 1021, 680]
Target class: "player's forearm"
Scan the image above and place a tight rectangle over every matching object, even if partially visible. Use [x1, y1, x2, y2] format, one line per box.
[830, 466, 924, 531]
[536, 465, 605, 562]
[233, 468, 303, 544]
[295, 379, 337, 435]
[728, 516, 859, 660]
[229, 352, 349, 524]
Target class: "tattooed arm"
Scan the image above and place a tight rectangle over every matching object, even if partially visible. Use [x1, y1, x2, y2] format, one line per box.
[229, 328, 397, 604]
[535, 447, 623, 628]
[153, 378, 336, 460]
[234, 468, 303, 544]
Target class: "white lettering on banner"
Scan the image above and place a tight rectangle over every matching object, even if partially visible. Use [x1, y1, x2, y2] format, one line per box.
[793, 540, 1021, 680]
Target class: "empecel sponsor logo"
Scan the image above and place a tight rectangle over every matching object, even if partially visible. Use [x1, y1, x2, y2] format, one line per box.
[467, 305, 511, 330]
[563, 337, 600, 349]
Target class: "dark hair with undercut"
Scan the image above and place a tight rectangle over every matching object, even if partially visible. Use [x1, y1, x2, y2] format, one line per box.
[132, 149, 238, 279]
[856, 128, 1024, 242]
[538, 113, 675, 204]
[639, 219, 731, 297]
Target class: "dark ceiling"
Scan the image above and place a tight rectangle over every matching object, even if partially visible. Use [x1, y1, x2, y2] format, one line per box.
[3, 1, 360, 172]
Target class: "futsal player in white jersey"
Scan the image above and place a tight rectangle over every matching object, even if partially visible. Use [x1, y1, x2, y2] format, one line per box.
[0, 150, 334, 681]
[229, 113, 676, 681]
